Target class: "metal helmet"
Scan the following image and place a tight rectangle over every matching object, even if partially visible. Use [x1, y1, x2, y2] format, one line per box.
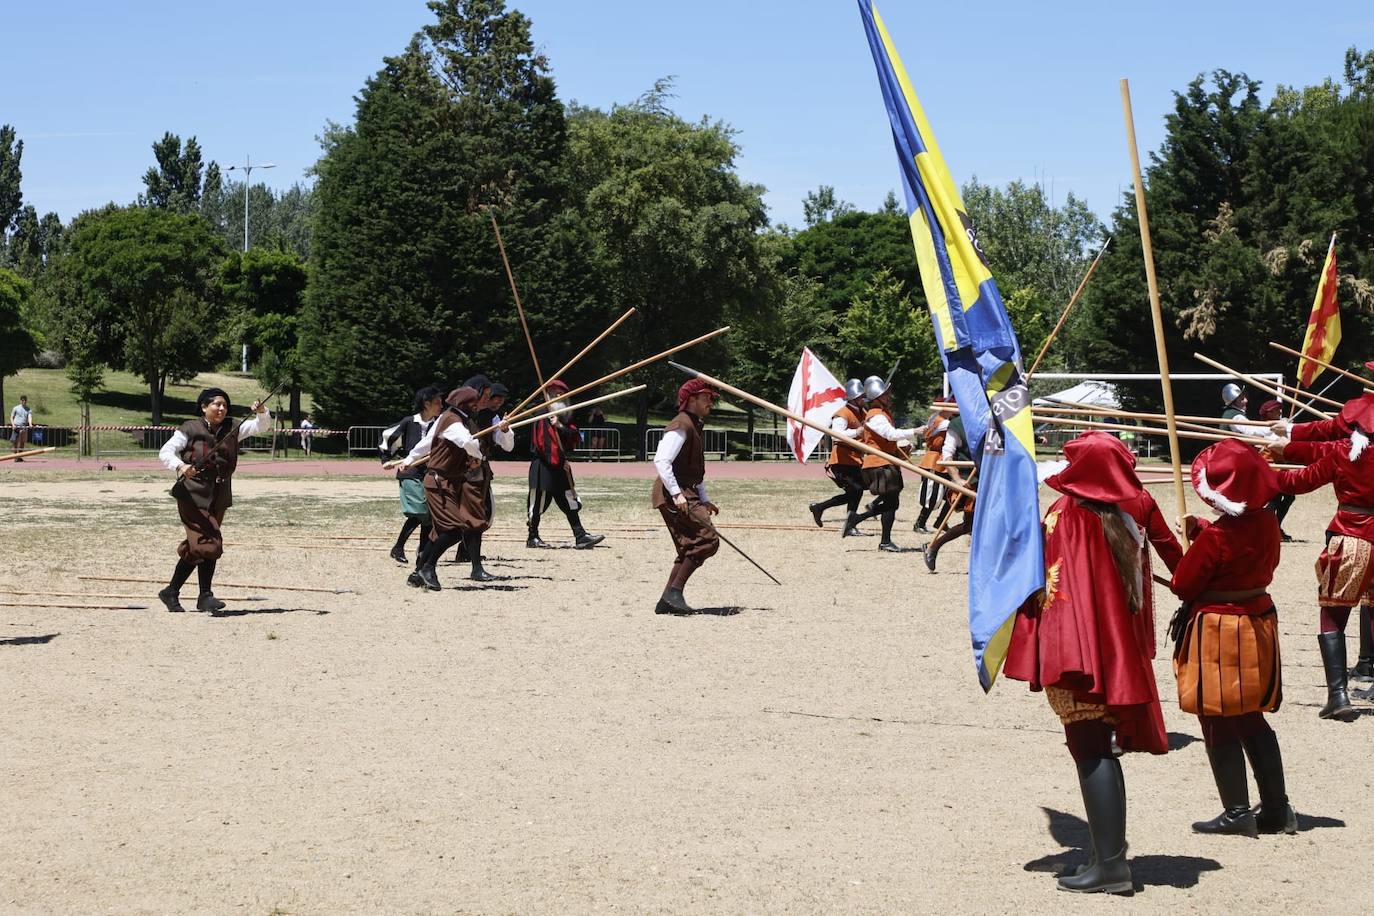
[1221, 382, 1243, 406]
[863, 375, 891, 401]
[844, 378, 865, 401]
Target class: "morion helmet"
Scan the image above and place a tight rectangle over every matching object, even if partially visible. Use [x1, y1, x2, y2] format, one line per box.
[863, 375, 891, 401]
[1221, 382, 1243, 407]
[844, 378, 865, 401]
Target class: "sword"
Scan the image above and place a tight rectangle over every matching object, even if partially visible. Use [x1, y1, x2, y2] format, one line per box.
[687, 506, 782, 586]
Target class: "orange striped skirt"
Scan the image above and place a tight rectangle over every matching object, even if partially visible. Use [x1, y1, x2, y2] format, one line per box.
[1173, 609, 1281, 717]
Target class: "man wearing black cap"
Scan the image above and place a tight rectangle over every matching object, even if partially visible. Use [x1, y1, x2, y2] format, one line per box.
[527, 378, 605, 549]
[156, 387, 271, 614]
[651, 379, 721, 614]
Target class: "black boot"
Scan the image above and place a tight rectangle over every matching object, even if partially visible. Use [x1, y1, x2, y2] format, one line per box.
[841, 511, 869, 537]
[1318, 631, 1359, 721]
[468, 533, 496, 582]
[923, 544, 938, 573]
[1242, 730, 1297, 835]
[1057, 756, 1132, 894]
[158, 586, 185, 613]
[1191, 741, 1257, 836]
[809, 502, 825, 528]
[389, 546, 407, 564]
[655, 587, 693, 615]
[1352, 607, 1374, 683]
[197, 592, 227, 616]
[573, 531, 605, 549]
[417, 563, 442, 591]
[526, 533, 553, 549]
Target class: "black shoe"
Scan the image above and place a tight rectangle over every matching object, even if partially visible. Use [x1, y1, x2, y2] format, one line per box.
[1280, 532, 1294, 543]
[417, 566, 442, 591]
[573, 533, 605, 550]
[1252, 803, 1298, 835]
[470, 567, 497, 583]
[1192, 807, 1257, 837]
[158, 586, 185, 613]
[1318, 632, 1360, 721]
[1057, 757, 1132, 894]
[526, 536, 553, 549]
[878, 541, 903, 553]
[913, 524, 930, 534]
[656, 587, 693, 615]
[1351, 657, 1374, 683]
[808, 502, 825, 528]
[390, 546, 407, 564]
[197, 592, 227, 615]
[1194, 741, 1254, 836]
[923, 547, 937, 573]
[842, 526, 870, 537]
[406, 571, 424, 588]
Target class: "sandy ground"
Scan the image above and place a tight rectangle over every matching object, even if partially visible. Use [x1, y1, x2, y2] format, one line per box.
[1, 465, 1372, 915]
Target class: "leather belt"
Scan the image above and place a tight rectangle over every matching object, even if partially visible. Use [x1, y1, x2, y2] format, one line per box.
[1197, 587, 1268, 603]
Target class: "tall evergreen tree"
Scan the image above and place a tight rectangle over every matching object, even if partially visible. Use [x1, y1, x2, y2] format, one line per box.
[141, 133, 209, 214]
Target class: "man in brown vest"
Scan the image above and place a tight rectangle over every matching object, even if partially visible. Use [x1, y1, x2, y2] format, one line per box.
[651, 379, 721, 614]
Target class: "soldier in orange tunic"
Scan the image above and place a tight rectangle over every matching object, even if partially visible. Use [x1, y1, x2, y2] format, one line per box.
[807, 378, 871, 537]
[850, 375, 922, 552]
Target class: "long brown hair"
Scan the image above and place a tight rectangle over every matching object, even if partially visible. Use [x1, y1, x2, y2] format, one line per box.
[1080, 499, 1143, 614]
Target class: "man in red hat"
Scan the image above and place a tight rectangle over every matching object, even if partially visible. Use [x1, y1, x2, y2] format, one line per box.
[526, 379, 605, 550]
[1270, 396, 1374, 722]
[1003, 431, 1167, 895]
[651, 379, 721, 614]
[1172, 439, 1296, 837]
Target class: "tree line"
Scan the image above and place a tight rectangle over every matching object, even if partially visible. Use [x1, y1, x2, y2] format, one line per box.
[2, 0, 1370, 452]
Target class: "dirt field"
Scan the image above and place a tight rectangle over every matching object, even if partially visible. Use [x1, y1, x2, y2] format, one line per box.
[1, 463, 1371, 914]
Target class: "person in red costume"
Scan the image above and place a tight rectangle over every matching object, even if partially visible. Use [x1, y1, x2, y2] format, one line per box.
[1171, 440, 1297, 837]
[1004, 432, 1167, 895]
[1270, 392, 1374, 722]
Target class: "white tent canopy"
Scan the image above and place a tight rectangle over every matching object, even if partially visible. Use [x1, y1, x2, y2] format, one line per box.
[1033, 380, 1120, 410]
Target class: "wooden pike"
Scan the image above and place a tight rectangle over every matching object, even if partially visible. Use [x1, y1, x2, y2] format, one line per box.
[503, 307, 636, 422]
[1026, 238, 1112, 379]
[0, 446, 57, 462]
[490, 215, 549, 393]
[78, 576, 351, 594]
[0, 601, 148, 610]
[1031, 412, 1272, 446]
[1269, 340, 1374, 393]
[667, 362, 975, 499]
[1193, 353, 1331, 420]
[0, 589, 265, 601]
[1272, 379, 1343, 410]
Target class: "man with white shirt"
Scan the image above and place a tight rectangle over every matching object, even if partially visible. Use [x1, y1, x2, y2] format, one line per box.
[807, 378, 870, 536]
[849, 375, 922, 552]
[9, 395, 31, 458]
[651, 379, 721, 614]
[399, 381, 513, 589]
[156, 387, 271, 614]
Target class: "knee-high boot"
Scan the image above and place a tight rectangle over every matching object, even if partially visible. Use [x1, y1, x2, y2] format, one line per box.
[1318, 631, 1359, 721]
[1191, 741, 1256, 836]
[1057, 756, 1132, 894]
[468, 532, 494, 582]
[1354, 606, 1374, 682]
[1242, 730, 1297, 835]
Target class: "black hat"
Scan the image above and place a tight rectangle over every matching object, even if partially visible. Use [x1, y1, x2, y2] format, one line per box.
[197, 387, 231, 409]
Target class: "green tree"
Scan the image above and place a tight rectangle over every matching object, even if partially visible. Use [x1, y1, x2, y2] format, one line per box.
[834, 268, 941, 420]
[802, 184, 854, 227]
[220, 248, 308, 421]
[140, 133, 210, 213]
[52, 206, 224, 422]
[783, 207, 921, 318]
[564, 81, 770, 452]
[0, 125, 21, 237]
[303, 0, 592, 424]
[0, 267, 36, 413]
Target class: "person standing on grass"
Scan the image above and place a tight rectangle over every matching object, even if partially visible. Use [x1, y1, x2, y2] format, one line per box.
[380, 387, 443, 565]
[9, 395, 31, 459]
[526, 378, 605, 550]
[300, 414, 316, 457]
[156, 388, 271, 615]
[651, 379, 721, 615]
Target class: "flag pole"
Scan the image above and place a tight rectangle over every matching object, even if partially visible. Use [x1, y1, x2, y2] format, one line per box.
[1026, 237, 1112, 379]
[1122, 78, 1189, 547]
[490, 214, 548, 394]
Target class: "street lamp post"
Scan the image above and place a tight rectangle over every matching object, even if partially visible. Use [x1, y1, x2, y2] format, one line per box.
[226, 155, 275, 371]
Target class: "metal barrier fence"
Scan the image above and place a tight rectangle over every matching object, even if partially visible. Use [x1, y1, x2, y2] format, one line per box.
[644, 428, 728, 460]
[749, 430, 794, 460]
[348, 426, 385, 455]
[576, 426, 622, 460]
[1, 425, 74, 449]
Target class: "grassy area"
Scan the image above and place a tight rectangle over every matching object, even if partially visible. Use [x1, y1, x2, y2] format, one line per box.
[5, 368, 315, 428]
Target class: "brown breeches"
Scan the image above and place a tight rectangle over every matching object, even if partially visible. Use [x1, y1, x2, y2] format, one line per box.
[176, 496, 227, 564]
[657, 492, 720, 565]
[423, 470, 492, 536]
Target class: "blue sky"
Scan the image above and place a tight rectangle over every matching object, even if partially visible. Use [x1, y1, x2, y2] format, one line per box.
[6, 1, 1371, 229]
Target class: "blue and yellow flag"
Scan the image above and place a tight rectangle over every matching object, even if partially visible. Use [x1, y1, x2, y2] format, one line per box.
[857, 0, 1044, 690]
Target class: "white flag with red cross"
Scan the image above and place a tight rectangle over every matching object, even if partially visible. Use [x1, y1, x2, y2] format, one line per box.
[786, 347, 847, 463]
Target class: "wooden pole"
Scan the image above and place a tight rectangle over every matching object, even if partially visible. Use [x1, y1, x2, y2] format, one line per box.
[503, 307, 636, 422]
[667, 361, 976, 499]
[0, 446, 57, 462]
[502, 326, 730, 426]
[1026, 237, 1112, 379]
[0, 601, 148, 610]
[1193, 353, 1331, 420]
[77, 576, 350, 594]
[1269, 340, 1374, 393]
[950, 401, 1267, 429]
[1272, 380, 1343, 410]
[385, 386, 645, 470]
[1029, 412, 1272, 446]
[1122, 78, 1189, 546]
[490, 214, 548, 391]
[0, 589, 266, 601]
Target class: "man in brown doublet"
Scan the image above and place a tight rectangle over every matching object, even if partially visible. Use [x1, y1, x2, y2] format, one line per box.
[651, 379, 721, 614]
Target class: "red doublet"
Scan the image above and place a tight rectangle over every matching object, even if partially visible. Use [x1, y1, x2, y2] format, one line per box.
[1170, 514, 1280, 616]
[1003, 496, 1168, 755]
[1279, 439, 1374, 541]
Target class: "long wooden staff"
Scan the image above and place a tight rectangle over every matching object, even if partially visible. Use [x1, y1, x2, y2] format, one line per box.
[945, 400, 1266, 429]
[1123, 78, 1188, 546]
[1029, 413, 1272, 446]
[1193, 353, 1331, 420]
[490, 215, 548, 392]
[78, 575, 351, 594]
[502, 327, 730, 426]
[385, 386, 645, 471]
[0, 446, 56, 462]
[0, 589, 265, 601]
[667, 361, 975, 499]
[1273, 380, 1342, 410]
[1026, 237, 1112, 378]
[1269, 340, 1374, 393]
[503, 307, 636, 422]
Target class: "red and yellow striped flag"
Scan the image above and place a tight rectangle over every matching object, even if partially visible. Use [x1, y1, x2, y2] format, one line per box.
[1298, 234, 1339, 387]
